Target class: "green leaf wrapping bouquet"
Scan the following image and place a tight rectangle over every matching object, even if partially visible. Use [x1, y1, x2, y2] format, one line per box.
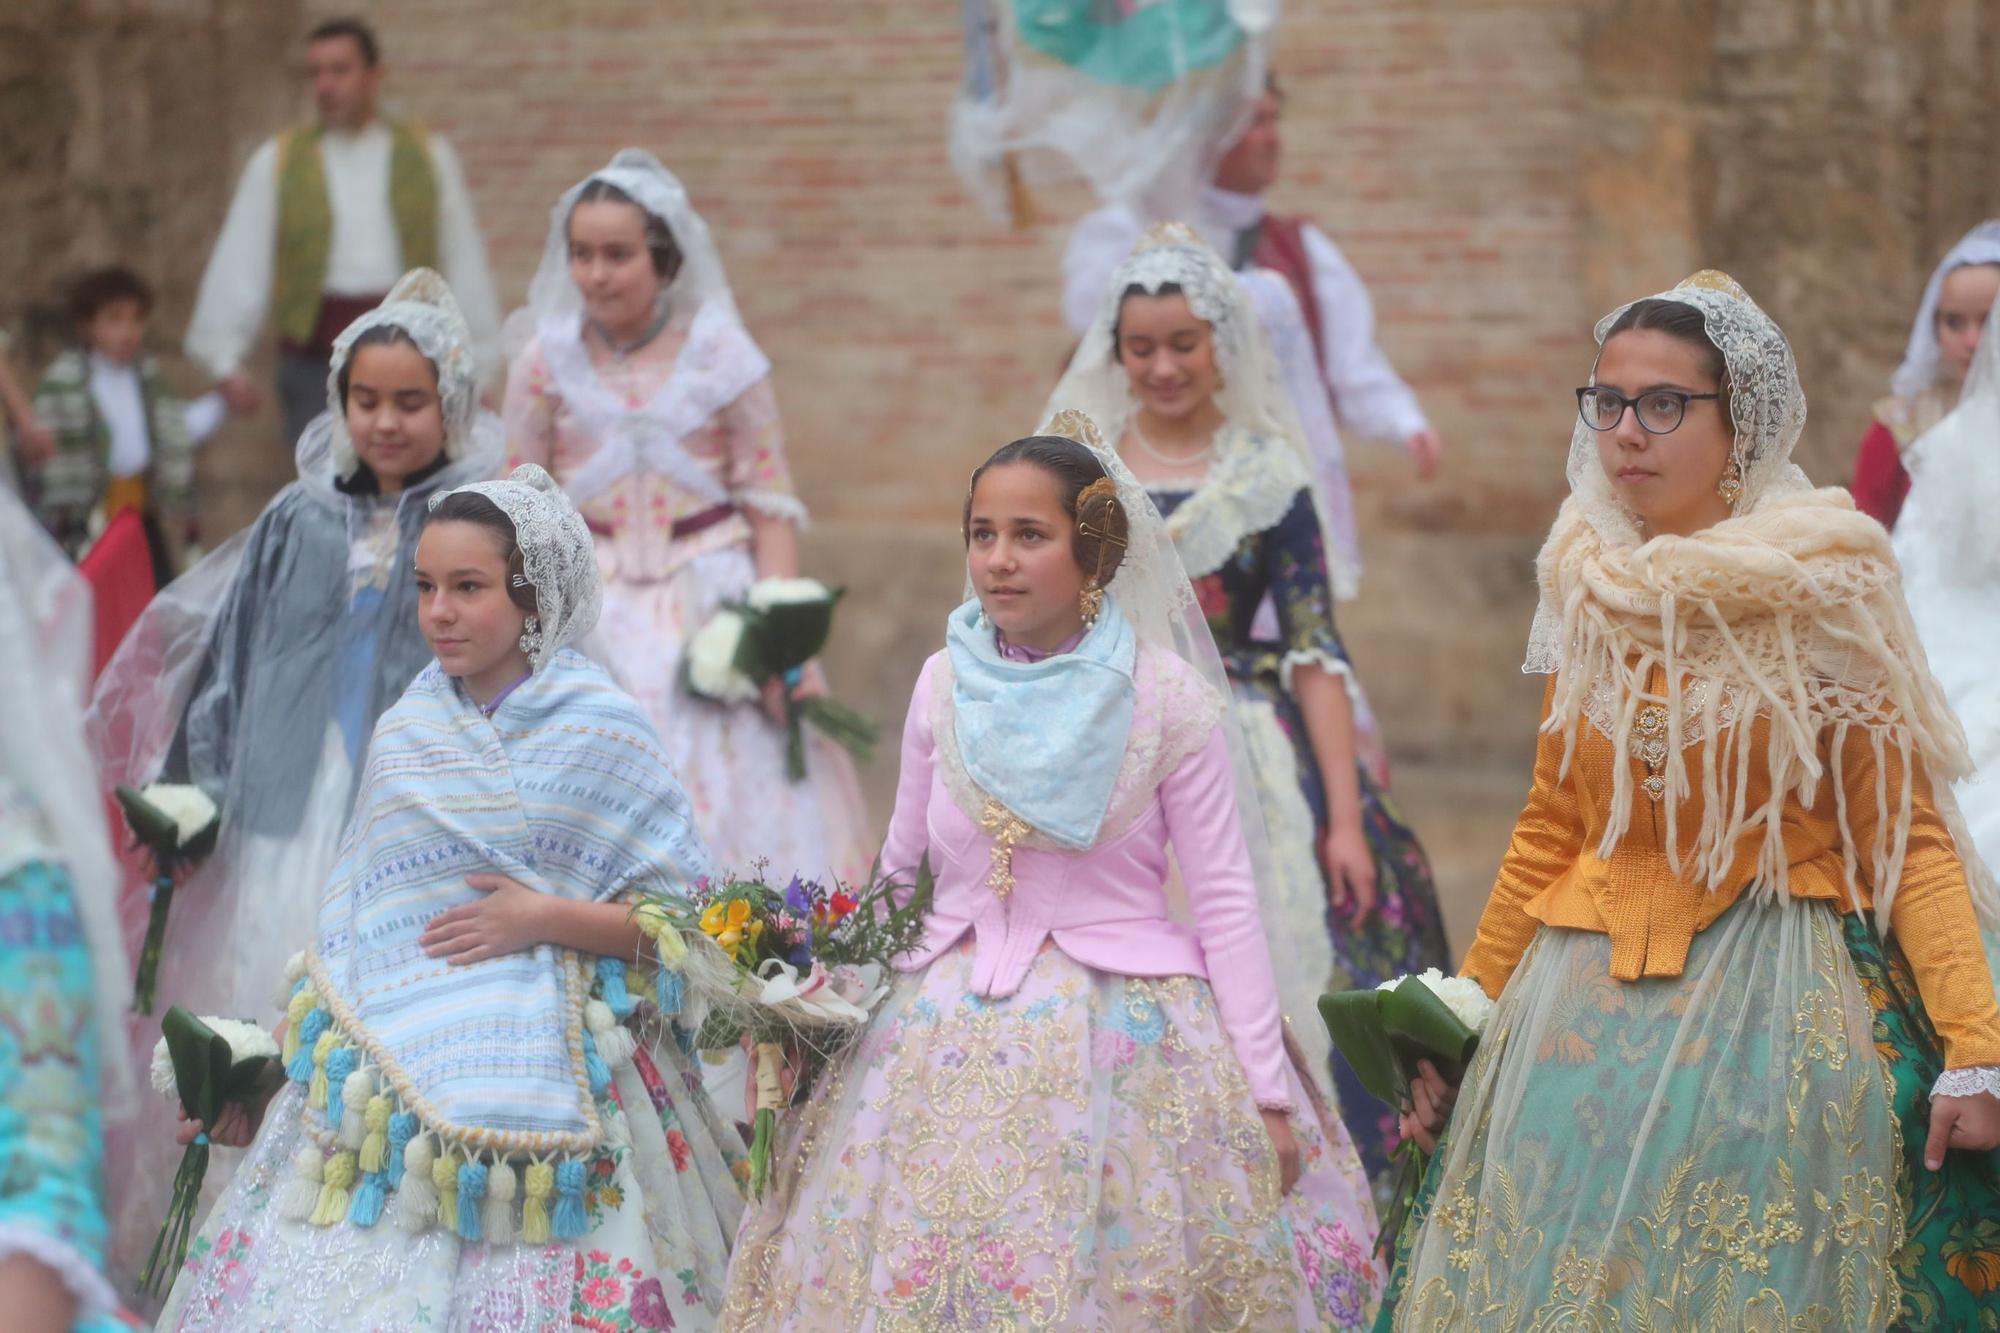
[115, 782, 220, 1014]
[139, 1008, 280, 1296]
[1320, 968, 1494, 1256]
[682, 578, 879, 780]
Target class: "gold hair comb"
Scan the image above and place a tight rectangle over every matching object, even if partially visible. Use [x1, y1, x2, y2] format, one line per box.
[1136, 221, 1204, 252]
[1676, 270, 1750, 301]
[1043, 408, 1106, 452]
[1076, 476, 1126, 549]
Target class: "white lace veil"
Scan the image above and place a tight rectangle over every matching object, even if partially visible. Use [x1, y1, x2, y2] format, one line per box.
[1015, 409, 1333, 1096]
[1896, 300, 2000, 819]
[0, 489, 135, 1118]
[1890, 220, 2000, 400]
[952, 0, 1277, 223]
[1525, 270, 1812, 672]
[431, 464, 602, 673]
[503, 148, 741, 361]
[1045, 221, 1351, 594]
[323, 268, 487, 479]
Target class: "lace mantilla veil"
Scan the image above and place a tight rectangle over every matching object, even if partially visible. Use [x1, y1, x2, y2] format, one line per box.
[1015, 409, 1329, 1089]
[430, 464, 603, 674]
[1046, 221, 1351, 596]
[504, 148, 745, 360]
[1890, 219, 2000, 400]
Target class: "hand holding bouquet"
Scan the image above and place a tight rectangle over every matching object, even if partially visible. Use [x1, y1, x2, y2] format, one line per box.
[139, 1008, 280, 1296]
[115, 782, 220, 1013]
[1319, 968, 1494, 1254]
[683, 578, 878, 780]
[640, 857, 933, 1196]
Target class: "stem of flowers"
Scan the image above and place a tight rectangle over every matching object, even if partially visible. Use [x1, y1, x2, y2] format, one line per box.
[138, 1135, 207, 1297]
[748, 1107, 776, 1199]
[133, 863, 177, 1015]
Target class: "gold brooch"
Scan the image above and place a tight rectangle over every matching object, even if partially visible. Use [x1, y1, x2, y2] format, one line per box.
[980, 798, 1031, 899]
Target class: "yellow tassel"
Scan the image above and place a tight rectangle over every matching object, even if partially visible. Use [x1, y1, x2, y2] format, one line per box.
[432, 1152, 461, 1232]
[359, 1096, 393, 1174]
[307, 1030, 337, 1109]
[309, 1150, 357, 1226]
[281, 986, 317, 1064]
[521, 1161, 554, 1245]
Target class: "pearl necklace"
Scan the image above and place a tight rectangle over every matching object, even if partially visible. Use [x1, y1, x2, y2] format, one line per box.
[1126, 415, 1217, 468]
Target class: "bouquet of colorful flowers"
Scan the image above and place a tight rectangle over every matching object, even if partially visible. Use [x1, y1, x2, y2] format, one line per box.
[139, 1008, 281, 1296]
[638, 857, 934, 1197]
[682, 577, 878, 780]
[115, 782, 221, 1014]
[1319, 968, 1494, 1254]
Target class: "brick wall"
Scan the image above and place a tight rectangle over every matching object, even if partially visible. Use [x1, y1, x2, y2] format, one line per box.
[7, 1, 1998, 824]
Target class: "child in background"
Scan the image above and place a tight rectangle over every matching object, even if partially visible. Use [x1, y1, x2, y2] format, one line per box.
[0, 331, 54, 493]
[25, 267, 242, 578]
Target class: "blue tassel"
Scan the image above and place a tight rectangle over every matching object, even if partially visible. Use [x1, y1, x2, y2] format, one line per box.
[287, 1009, 329, 1083]
[323, 1047, 357, 1127]
[347, 1171, 387, 1228]
[288, 976, 309, 1000]
[596, 957, 636, 1019]
[551, 1159, 587, 1240]
[456, 1160, 488, 1242]
[386, 1112, 418, 1188]
[583, 1030, 611, 1097]
[655, 966, 684, 1018]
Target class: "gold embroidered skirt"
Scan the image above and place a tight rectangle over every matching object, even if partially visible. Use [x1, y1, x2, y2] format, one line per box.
[1393, 893, 1900, 1330]
[720, 937, 1383, 1330]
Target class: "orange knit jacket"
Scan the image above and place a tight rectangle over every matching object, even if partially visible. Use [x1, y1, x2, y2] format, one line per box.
[1463, 677, 2000, 1071]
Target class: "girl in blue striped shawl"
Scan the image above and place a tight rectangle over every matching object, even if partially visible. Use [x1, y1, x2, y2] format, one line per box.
[157, 465, 748, 1331]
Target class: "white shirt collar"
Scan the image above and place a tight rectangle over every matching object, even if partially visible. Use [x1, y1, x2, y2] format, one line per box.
[1201, 184, 1267, 230]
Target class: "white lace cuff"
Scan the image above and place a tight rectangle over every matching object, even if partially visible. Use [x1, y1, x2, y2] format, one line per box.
[736, 489, 810, 528]
[1932, 1065, 2000, 1101]
[1279, 648, 1362, 711]
[0, 1222, 120, 1323]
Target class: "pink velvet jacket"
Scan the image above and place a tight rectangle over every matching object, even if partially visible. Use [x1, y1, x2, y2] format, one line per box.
[879, 648, 1295, 1109]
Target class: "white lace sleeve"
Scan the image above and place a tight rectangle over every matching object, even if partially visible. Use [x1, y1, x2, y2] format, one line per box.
[0, 1223, 120, 1323]
[1932, 1066, 2000, 1100]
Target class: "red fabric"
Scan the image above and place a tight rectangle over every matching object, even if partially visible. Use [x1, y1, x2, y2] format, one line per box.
[1850, 420, 1910, 530]
[1251, 214, 1326, 369]
[76, 509, 156, 678]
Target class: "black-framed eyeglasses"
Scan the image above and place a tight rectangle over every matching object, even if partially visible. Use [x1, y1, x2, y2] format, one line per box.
[1575, 386, 1720, 435]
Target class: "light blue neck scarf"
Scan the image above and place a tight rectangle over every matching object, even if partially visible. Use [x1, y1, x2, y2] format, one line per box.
[945, 595, 1137, 850]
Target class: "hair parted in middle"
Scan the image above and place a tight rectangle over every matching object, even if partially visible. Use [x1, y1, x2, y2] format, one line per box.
[424, 490, 541, 616]
[962, 434, 1132, 588]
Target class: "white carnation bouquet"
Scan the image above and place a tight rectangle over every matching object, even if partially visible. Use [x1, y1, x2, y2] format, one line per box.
[139, 1008, 281, 1296]
[1320, 968, 1495, 1254]
[114, 781, 221, 1014]
[682, 577, 878, 780]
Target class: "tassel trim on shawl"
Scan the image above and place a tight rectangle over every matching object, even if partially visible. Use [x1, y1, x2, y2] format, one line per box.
[279, 955, 652, 1242]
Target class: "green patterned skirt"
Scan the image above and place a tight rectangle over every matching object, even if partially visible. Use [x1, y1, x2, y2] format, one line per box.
[1375, 897, 2000, 1331]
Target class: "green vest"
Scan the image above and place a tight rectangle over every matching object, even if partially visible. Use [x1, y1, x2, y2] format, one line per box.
[274, 120, 440, 343]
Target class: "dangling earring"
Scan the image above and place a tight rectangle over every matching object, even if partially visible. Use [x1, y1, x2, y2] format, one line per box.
[1078, 577, 1104, 626]
[1213, 366, 1227, 394]
[975, 608, 992, 632]
[1717, 457, 1744, 508]
[519, 614, 544, 659]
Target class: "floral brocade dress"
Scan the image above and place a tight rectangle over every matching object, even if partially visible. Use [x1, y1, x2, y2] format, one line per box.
[1150, 433, 1449, 1201]
[718, 631, 1383, 1330]
[505, 322, 871, 887]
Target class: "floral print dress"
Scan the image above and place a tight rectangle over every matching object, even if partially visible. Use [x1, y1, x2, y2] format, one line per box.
[1153, 463, 1449, 1203]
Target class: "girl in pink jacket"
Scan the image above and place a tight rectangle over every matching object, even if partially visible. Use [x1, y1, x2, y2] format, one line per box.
[719, 415, 1381, 1330]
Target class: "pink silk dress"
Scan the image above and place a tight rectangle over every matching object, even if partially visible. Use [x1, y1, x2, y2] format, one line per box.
[719, 646, 1383, 1330]
[504, 320, 872, 887]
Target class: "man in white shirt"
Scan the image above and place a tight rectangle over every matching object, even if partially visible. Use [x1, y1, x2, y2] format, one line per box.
[1062, 83, 1444, 485]
[184, 17, 502, 445]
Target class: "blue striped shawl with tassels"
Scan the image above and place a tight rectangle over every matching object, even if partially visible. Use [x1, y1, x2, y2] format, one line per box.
[307, 648, 711, 1152]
